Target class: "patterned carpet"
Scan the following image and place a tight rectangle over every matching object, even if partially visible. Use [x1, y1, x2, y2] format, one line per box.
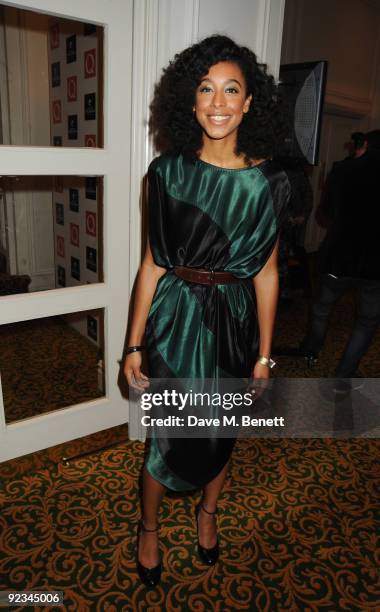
[0, 435, 379, 610]
[0, 294, 379, 610]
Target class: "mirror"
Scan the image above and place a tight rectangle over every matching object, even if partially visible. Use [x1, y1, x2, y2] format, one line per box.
[0, 175, 103, 294]
[1, 308, 105, 423]
[0, 4, 103, 147]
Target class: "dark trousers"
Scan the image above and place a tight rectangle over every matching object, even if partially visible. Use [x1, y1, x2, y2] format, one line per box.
[302, 274, 380, 377]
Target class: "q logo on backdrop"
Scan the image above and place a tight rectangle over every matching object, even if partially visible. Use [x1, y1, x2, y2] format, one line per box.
[86, 211, 97, 237]
[85, 49, 96, 79]
[67, 76, 77, 102]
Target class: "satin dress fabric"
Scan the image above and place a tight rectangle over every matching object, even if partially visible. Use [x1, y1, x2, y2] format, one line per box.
[145, 154, 290, 491]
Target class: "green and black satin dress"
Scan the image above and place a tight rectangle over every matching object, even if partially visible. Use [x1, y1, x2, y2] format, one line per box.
[145, 154, 290, 491]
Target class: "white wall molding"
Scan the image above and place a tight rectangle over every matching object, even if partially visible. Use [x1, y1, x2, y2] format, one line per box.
[262, 0, 286, 78]
[197, 0, 284, 78]
[256, 0, 270, 60]
[128, 0, 160, 289]
[183, 0, 200, 46]
[157, 0, 200, 68]
[128, 0, 161, 440]
[191, 0, 200, 43]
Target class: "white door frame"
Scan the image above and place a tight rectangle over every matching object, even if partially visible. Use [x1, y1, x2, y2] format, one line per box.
[0, 0, 134, 462]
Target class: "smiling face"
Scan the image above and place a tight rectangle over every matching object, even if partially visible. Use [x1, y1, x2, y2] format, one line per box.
[194, 61, 252, 147]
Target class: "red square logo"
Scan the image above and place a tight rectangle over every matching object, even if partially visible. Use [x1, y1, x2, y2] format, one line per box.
[56, 235, 65, 257]
[70, 223, 80, 247]
[86, 211, 97, 237]
[84, 48, 96, 78]
[52, 100, 62, 124]
[50, 24, 59, 49]
[67, 76, 77, 102]
[85, 134, 96, 147]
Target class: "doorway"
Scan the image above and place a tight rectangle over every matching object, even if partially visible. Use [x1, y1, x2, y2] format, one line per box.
[0, 0, 133, 462]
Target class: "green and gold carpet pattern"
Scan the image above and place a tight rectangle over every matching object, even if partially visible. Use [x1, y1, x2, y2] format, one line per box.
[0, 294, 379, 609]
[0, 435, 379, 611]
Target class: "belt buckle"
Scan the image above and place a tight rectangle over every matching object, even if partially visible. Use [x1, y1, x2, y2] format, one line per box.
[209, 268, 215, 285]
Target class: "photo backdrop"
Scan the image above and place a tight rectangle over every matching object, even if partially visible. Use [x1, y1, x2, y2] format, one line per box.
[48, 17, 104, 358]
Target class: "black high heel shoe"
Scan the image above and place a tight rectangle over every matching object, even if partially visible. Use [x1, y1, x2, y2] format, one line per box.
[136, 520, 161, 587]
[195, 503, 219, 566]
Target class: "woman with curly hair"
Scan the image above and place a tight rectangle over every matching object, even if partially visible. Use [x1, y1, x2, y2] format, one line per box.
[124, 34, 290, 587]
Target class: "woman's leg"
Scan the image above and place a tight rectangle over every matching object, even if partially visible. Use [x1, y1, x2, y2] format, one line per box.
[139, 467, 166, 568]
[198, 460, 230, 548]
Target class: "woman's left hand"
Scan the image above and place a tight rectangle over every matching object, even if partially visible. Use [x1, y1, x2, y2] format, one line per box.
[252, 361, 271, 380]
[249, 361, 271, 400]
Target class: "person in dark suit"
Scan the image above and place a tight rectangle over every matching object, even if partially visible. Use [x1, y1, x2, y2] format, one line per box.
[278, 159, 313, 302]
[301, 130, 380, 377]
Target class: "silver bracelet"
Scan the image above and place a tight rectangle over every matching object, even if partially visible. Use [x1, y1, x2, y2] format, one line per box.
[256, 355, 276, 369]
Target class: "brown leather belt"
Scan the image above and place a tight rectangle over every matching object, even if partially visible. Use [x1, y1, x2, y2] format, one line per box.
[174, 265, 240, 285]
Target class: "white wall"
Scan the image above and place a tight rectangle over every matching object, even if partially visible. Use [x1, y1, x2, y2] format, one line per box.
[197, 0, 285, 77]
[150, 0, 285, 79]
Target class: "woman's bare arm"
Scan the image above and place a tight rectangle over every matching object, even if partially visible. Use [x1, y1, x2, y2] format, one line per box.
[251, 240, 280, 379]
[124, 240, 167, 389]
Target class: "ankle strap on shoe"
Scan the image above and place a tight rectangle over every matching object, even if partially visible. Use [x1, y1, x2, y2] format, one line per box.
[140, 520, 159, 532]
[201, 503, 218, 515]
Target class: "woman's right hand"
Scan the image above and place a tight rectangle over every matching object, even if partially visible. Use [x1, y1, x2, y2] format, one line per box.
[124, 352, 150, 392]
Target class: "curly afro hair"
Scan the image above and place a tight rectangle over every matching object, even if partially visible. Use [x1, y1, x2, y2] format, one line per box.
[149, 34, 284, 164]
